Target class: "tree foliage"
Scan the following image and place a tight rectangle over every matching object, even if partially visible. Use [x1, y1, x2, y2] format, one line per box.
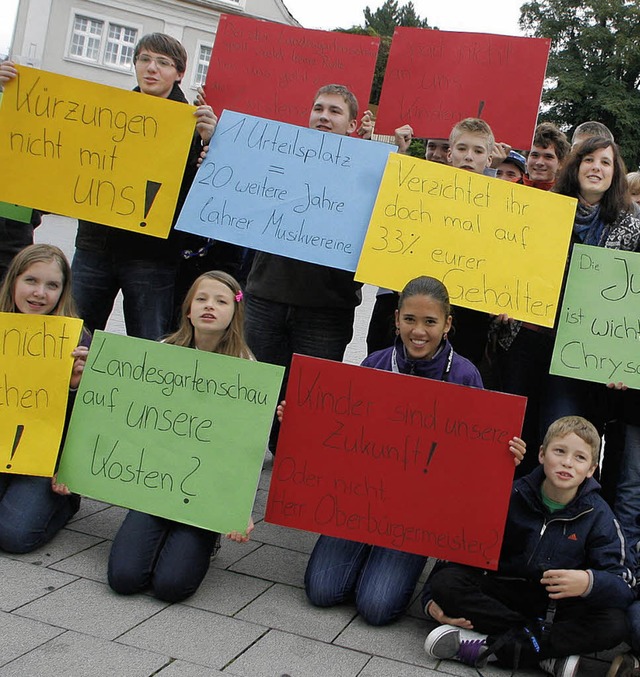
[520, 0, 640, 168]
[336, 1, 432, 110]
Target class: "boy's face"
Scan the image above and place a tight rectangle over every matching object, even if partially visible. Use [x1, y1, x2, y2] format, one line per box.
[425, 139, 451, 165]
[539, 433, 597, 503]
[526, 144, 561, 182]
[309, 93, 357, 136]
[135, 48, 184, 99]
[448, 132, 492, 174]
[496, 161, 523, 183]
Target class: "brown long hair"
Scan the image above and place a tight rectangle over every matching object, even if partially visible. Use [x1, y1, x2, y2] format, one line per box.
[554, 136, 631, 224]
[0, 244, 78, 317]
[164, 270, 253, 359]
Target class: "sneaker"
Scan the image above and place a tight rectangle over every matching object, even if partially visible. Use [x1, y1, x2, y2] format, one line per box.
[540, 655, 580, 677]
[607, 652, 640, 677]
[424, 624, 490, 667]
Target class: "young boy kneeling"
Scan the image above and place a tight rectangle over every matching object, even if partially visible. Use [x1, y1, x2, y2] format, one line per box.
[423, 416, 635, 677]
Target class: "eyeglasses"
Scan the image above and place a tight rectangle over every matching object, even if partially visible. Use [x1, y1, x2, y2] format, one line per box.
[136, 54, 176, 69]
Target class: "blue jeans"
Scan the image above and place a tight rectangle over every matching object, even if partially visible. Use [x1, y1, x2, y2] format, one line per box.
[0, 474, 80, 553]
[71, 248, 176, 340]
[304, 535, 427, 626]
[613, 424, 640, 548]
[107, 510, 219, 602]
[244, 294, 355, 451]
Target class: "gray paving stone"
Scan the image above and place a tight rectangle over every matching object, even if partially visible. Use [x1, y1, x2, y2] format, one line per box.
[0, 610, 64, 667]
[229, 543, 308, 587]
[252, 487, 269, 518]
[251, 520, 318, 554]
[181, 568, 272, 615]
[359, 656, 442, 677]
[156, 660, 225, 675]
[210, 538, 262, 571]
[336, 615, 436, 668]
[0, 630, 170, 676]
[67, 497, 113, 522]
[236, 582, 355, 642]
[50, 541, 111, 583]
[224, 628, 370, 677]
[0, 558, 77, 612]
[1, 528, 103, 567]
[117, 605, 267, 669]
[15, 578, 167, 640]
[258, 461, 273, 492]
[65, 505, 128, 539]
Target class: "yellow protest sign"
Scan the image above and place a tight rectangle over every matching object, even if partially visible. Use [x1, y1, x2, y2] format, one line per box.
[356, 155, 577, 326]
[0, 66, 196, 238]
[0, 313, 83, 476]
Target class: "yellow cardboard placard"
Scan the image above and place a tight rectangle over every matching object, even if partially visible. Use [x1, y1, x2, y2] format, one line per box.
[0, 313, 83, 476]
[0, 66, 196, 238]
[356, 155, 577, 327]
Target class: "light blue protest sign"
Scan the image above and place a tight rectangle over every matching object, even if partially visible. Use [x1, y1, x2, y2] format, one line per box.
[176, 110, 396, 271]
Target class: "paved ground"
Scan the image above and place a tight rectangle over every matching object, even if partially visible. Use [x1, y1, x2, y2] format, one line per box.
[0, 216, 619, 676]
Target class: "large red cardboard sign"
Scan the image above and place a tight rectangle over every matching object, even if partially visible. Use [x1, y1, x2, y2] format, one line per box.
[375, 28, 550, 149]
[265, 355, 526, 570]
[204, 15, 379, 128]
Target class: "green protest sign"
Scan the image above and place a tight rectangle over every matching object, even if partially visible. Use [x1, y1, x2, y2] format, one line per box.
[0, 201, 32, 223]
[58, 331, 284, 532]
[550, 244, 640, 387]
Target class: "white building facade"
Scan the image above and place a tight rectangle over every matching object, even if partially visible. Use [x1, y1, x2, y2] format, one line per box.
[10, 0, 299, 95]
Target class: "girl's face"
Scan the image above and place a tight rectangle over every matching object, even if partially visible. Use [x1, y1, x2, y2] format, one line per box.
[188, 279, 235, 341]
[578, 146, 614, 203]
[13, 260, 64, 315]
[395, 294, 452, 360]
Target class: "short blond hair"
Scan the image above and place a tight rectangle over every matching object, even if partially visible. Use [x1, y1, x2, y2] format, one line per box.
[449, 118, 494, 154]
[541, 416, 601, 466]
[627, 171, 640, 194]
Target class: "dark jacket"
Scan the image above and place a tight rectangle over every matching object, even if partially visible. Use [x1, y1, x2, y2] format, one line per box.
[74, 82, 201, 262]
[246, 252, 362, 310]
[499, 466, 635, 608]
[362, 337, 483, 387]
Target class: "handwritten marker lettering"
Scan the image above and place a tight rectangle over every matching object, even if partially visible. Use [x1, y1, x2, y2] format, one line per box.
[5, 424, 25, 469]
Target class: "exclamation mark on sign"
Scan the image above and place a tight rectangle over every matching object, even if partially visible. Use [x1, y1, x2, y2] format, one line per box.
[423, 441, 438, 474]
[6, 424, 25, 469]
[140, 181, 162, 227]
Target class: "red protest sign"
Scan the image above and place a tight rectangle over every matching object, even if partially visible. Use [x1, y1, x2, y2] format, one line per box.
[204, 15, 379, 128]
[266, 355, 526, 570]
[375, 28, 550, 149]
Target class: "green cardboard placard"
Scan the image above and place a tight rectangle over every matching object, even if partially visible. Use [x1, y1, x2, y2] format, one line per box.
[57, 331, 284, 532]
[550, 244, 640, 387]
[0, 201, 32, 223]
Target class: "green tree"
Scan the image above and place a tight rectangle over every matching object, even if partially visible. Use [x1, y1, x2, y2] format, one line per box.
[336, 1, 432, 156]
[520, 0, 640, 168]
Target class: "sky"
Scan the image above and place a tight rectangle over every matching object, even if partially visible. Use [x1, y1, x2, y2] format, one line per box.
[0, 0, 524, 56]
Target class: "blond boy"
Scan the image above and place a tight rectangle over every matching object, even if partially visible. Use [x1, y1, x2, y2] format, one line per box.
[423, 416, 634, 677]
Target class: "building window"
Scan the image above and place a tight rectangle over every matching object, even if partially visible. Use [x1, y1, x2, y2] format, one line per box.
[194, 44, 212, 87]
[70, 15, 103, 62]
[104, 24, 137, 68]
[67, 12, 138, 70]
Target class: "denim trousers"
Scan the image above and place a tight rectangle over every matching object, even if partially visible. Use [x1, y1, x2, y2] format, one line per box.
[613, 424, 640, 548]
[0, 474, 80, 553]
[71, 248, 176, 340]
[244, 294, 355, 451]
[107, 510, 219, 602]
[304, 535, 427, 626]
